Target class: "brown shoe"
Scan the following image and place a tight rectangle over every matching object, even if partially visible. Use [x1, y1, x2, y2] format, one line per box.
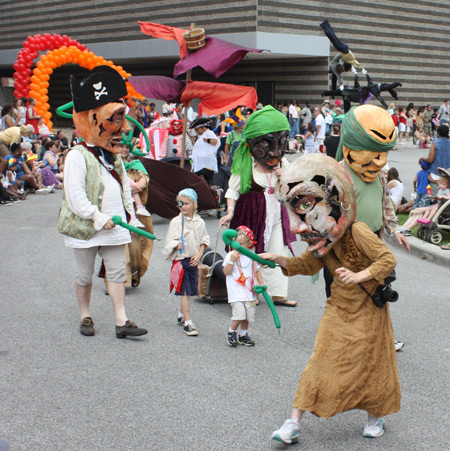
[80, 317, 95, 336]
[115, 320, 148, 338]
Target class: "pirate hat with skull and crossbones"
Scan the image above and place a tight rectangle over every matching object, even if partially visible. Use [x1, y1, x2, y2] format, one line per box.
[70, 65, 128, 113]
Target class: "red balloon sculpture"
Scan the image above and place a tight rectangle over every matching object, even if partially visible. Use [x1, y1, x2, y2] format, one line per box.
[13, 33, 87, 98]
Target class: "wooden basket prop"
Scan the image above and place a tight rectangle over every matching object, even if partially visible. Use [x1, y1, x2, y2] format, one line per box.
[183, 28, 206, 50]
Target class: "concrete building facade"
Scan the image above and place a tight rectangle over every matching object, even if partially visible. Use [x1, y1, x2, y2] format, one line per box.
[1, 0, 450, 120]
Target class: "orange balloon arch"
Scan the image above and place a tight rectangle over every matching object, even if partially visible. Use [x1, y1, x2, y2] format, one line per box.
[29, 46, 142, 131]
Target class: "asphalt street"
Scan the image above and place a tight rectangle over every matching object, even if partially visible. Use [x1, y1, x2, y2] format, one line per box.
[0, 144, 449, 451]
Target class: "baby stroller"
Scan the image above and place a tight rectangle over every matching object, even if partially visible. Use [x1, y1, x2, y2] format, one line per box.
[417, 196, 450, 244]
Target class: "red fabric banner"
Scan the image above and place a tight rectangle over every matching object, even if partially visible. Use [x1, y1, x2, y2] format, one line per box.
[181, 81, 258, 116]
[138, 21, 188, 58]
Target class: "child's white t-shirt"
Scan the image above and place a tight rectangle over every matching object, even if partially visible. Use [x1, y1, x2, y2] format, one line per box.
[438, 188, 450, 197]
[223, 251, 260, 303]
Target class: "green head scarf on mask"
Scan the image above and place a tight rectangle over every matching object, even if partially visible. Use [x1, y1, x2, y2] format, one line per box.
[231, 105, 290, 194]
[335, 106, 397, 161]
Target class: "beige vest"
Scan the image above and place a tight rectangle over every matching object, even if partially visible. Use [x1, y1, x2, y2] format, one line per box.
[57, 145, 131, 240]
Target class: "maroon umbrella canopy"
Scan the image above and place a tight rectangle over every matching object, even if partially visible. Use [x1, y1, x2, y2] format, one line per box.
[139, 158, 218, 219]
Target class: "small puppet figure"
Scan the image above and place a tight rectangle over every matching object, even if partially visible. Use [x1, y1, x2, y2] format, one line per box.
[322, 70, 403, 112]
[160, 118, 193, 159]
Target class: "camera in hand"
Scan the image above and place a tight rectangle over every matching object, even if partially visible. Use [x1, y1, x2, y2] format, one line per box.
[372, 271, 398, 308]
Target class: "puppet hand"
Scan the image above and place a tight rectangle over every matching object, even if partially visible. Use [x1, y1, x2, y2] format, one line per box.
[351, 66, 357, 75]
[339, 85, 344, 91]
[362, 68, 367, 75]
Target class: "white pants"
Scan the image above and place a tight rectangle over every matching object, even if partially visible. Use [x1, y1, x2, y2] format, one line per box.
[260, 222, 289, 298]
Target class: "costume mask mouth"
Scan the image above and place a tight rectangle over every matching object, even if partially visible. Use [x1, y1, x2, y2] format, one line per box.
[343, 148, 387, 182]
[248, 130, 288, 169]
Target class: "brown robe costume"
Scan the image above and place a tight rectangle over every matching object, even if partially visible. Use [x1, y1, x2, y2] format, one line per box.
[126, 167, 154, 286]
[283, 222, 401, 419]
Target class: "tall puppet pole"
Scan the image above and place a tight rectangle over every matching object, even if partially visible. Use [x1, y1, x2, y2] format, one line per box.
[180, 68, 191, 169]
[180, 22, 205, 169]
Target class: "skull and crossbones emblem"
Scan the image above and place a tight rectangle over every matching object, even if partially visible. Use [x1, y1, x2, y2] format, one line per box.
[93, 82, 108, 101]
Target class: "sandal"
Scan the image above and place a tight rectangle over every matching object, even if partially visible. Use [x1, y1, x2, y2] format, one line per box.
[272, 297, 297, 307]
[440, 244, 450, 250]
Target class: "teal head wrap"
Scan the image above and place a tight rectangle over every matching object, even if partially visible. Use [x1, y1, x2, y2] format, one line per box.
[231, 105, 290, 194]
[335, 106, 397, 161]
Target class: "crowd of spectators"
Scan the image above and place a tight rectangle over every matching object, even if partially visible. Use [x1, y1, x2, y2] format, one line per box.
[1, 98, 67, 205]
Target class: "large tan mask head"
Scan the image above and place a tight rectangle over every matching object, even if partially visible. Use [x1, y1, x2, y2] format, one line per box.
[71, 65, 130, 153]
[278, 153, 356, 257]
[341, 105, 396, 183]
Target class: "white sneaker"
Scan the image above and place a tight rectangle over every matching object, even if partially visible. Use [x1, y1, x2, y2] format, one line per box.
[394, 340, 404, 351]
[207, 209, 217, 217]
[36, 188, 49, 195]
[129, 217, 145, 228]
[271, 418, 300, 444]
[47, 184, 55, 193]
[363, 415, 384, 438]
[136, 206, 151, 217]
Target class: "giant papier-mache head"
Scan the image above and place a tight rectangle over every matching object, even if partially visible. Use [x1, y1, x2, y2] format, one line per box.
[70, 66, 130, 153]
[336, 104, 397, 183]
[231, 105, 290, 194]
[278, 153, 356, 257]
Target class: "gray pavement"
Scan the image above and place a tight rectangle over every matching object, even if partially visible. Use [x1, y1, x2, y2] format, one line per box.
[0, 145, 449, 450]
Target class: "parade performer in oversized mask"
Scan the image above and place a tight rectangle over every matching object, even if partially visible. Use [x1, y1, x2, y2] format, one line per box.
[220, 106, 297, 307]
[332, 104, 408, 353]
[336, 105, 409, 249]
[261, 154, 400, 445]
[57, 66, 148, 339]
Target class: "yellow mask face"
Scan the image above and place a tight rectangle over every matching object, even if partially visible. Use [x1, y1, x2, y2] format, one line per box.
[343, 104, 396, 182]
[73, 101, 130, 153]
[343, 147, 388, 182]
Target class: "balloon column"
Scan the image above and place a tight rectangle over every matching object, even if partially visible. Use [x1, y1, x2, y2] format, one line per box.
[13, 33, 143, 132]
[28, 46, 141, 131]
[13, 34, 87, 98]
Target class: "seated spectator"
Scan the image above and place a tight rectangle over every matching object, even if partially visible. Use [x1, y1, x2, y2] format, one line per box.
[5, 143, 49, 193]
[38, 119, 51, 138]
[387, 167, 404, 209]
[55, 130, 69, 149]
[2, 158, 27, 199]
[70, 130, 79, 147]
[41, 140, 64, 187]
[0, 124, 34, 158]
[400, 173, 450, 235]
[414, 126, 431, 149]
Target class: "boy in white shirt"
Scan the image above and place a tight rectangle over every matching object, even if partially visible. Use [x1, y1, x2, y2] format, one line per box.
[223, 226, 264, 347]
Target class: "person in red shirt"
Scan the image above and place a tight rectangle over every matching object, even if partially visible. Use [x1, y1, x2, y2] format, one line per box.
[398, 106, 407, 144]
[25, 98, 41, 137]
[391, 108, 399, 150]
